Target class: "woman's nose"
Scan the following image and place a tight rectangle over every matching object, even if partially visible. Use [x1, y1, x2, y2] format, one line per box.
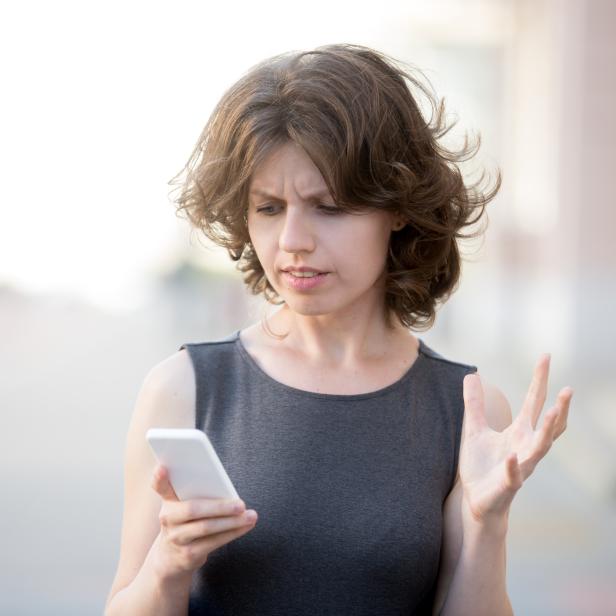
[278, 207, 316, 254]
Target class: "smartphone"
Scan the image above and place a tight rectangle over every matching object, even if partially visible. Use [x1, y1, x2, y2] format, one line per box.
[146, 428, 240, 501]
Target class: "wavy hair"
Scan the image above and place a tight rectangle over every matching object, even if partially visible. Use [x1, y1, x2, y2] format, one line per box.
[170, 43, 501, 330]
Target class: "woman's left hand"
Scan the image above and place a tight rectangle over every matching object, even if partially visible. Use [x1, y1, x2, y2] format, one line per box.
[459, 355, 574, 530]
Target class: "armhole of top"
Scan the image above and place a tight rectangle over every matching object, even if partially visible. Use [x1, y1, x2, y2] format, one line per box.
[177, 334, 238, 430]
[177, 343, 202, 430]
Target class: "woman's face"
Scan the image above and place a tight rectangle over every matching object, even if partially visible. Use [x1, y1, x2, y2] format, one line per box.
[247, 141, 397, 319]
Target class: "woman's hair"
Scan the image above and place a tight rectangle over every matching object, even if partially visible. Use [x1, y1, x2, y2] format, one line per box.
[170, 43, 501, 330]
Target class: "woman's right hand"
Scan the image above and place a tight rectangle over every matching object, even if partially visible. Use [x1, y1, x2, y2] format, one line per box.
[150, 464, 258, 581]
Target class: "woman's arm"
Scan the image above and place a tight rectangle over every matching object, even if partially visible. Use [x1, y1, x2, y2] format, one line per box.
[433, 363, 572, 616]
[105, 534, 193, 616]
[433, 383, 513, 616]
[441, 513, 512, 616]
[105, 350, 257, 616]
[104, 351, 197, 615]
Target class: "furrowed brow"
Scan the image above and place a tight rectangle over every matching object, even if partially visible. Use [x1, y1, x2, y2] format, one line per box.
[249, 188, 332, 201]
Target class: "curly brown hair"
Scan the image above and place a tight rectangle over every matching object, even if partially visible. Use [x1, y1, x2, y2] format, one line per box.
[170, 43, 501, 330]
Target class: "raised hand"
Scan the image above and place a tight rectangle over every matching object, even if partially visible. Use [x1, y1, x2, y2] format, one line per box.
[459, 355, 574, 529]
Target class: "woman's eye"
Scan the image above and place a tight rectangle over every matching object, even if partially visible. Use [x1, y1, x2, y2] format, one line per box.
[255, 204, 279, 215]
[318, 204, 343, 215]
[254, 203, 343, 216]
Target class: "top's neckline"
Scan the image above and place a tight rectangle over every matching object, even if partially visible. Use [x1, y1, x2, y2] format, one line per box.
[233, 329, 427, 401]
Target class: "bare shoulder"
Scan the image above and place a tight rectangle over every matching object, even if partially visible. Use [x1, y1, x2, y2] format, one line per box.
[430, 376, 512, 615]
[478, 377, 513, 431]
[134, 348, 196, 428]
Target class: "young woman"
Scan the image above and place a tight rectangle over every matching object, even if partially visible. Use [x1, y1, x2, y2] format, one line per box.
[105, 44, 573, 615]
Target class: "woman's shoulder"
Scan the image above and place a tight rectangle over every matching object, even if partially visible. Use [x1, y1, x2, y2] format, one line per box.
[177, 330, 241, 376]
[418, 339, 478, 374]
[146, 347, 195, 393]
[132, 348, 197, 429]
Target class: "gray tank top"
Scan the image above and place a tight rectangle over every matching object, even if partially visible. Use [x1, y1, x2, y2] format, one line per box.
[179, 330, 476, 616]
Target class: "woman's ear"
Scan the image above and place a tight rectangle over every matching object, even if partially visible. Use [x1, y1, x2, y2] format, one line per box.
[391, 217, 406, 231]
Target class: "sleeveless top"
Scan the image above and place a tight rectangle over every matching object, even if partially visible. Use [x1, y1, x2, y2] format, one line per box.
[178, 330, 477, 616]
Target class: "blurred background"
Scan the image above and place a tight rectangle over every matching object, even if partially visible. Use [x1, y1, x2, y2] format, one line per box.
[1, 0, 614, 614]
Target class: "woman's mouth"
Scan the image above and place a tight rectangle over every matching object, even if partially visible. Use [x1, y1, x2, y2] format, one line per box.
[281, 270, 329, 291]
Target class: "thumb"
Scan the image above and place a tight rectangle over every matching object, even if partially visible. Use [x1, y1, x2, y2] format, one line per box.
[463, 373, 488, 436]
[151, 464, 180, 501]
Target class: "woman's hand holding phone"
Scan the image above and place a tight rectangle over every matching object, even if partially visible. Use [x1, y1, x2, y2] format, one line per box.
[150, 464, 258, 581]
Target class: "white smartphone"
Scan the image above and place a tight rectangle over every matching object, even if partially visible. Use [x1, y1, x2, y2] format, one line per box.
[146, 428, 240, 501]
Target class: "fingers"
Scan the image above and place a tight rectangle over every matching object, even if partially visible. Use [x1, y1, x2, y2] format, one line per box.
[168, 509, 258, 545]
[552, 387, 574, 439]
[527, 386, 573, 462]
[157, 504, 258, 575]
[514, 385, 573, 480]
[521, 354, 551, 428]
[160, 496, 246, 526]
[504, 453, 523, 491]
[522, 405, 560, 472]
[463, 373, 489, 436]
[188, 520, 258, 557]
[151, 465, 180, 502]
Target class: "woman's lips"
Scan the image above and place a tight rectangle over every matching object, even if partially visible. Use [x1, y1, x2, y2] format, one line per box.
[281, 271, 329, 291]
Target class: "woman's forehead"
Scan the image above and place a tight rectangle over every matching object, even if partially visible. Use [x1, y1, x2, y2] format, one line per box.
[249, 142, 330, 197]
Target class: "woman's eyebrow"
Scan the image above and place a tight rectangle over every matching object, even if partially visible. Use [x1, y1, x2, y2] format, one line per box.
[249, 188, 332, 201]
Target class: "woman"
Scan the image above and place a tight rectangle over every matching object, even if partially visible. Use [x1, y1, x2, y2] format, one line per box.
[105, 44, 573, 615]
